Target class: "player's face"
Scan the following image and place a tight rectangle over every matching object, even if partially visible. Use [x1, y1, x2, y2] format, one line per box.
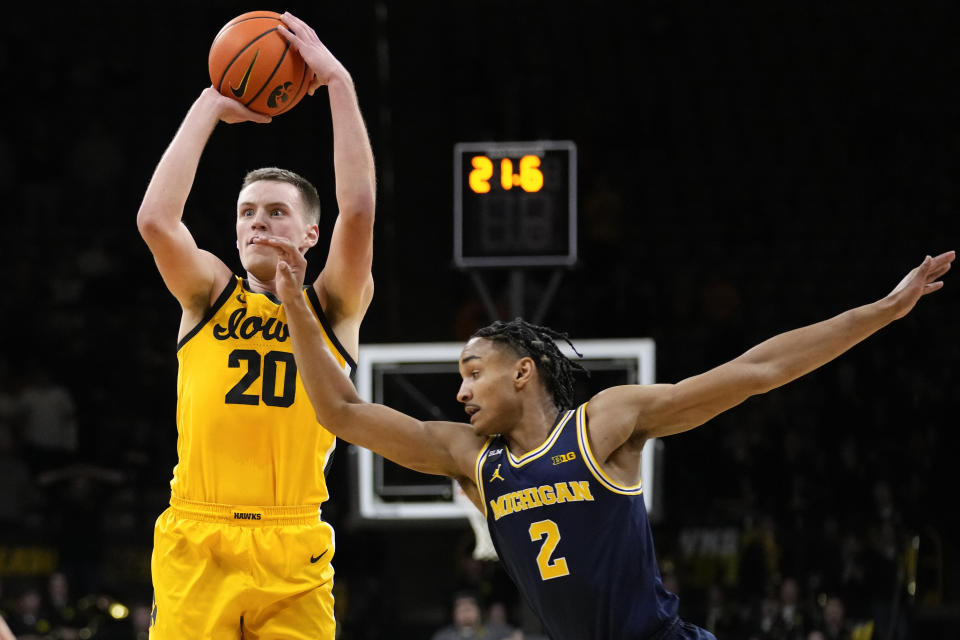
[457, 338, 521, 435]
[236, 180, 319, 279]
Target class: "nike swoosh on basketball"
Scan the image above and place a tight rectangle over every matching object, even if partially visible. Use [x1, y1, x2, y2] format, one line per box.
[310, 550, 328, 564]
[230, 50, 260, 98]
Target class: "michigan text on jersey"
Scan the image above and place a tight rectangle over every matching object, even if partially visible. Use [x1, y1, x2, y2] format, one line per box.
[489, 481, 595, 521]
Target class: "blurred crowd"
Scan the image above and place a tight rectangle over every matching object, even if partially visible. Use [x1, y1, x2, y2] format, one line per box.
[0, 571, 151, 640]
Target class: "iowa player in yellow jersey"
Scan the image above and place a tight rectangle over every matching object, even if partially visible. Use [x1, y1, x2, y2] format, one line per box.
[136, 13, 374, 639]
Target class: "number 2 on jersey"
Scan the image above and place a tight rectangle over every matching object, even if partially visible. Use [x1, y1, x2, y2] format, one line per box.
[529, 519, 569, 580]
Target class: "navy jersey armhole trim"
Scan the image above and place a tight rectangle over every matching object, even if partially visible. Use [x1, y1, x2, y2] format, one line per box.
[305, 285, 358, 380]
[176, 277, 238, 352]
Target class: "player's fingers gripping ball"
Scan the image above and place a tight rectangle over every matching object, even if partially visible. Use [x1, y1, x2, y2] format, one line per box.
[209, 10, 310, 116]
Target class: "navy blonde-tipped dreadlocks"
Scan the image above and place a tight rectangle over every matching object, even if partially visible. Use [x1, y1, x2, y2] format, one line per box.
[472, 318, 588, 411]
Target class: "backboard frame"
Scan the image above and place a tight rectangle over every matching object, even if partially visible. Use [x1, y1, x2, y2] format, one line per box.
[350, 339, 658, 524]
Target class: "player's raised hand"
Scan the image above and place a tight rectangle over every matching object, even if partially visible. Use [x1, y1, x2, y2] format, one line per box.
[201, 87, 272, 124]
[885, 250, 954, 319]
[277, 12, 347, 95]
[250, 234, 308, 304]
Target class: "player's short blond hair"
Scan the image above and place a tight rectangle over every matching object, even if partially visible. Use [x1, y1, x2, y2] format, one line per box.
[242, 167, 321, 225]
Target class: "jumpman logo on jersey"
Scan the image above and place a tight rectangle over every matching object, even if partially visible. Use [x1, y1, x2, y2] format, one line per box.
[490, 463, 505, 483]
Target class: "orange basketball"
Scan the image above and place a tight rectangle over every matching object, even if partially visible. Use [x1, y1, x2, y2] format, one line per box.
[208, 10, 311, 116]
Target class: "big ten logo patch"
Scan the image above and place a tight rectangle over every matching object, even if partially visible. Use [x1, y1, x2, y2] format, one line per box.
[551, 451, 576, 466]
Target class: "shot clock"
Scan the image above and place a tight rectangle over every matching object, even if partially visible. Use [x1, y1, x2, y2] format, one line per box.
[454, 140, 577, 267]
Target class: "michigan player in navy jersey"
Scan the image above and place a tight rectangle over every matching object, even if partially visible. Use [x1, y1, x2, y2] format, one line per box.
[136, 12, 374, 639]
[262, 237, 951, 639]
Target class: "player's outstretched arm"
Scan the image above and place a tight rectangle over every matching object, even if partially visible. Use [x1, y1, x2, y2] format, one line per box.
[279, 13, 376, 356]
[589, 251, 954, 451]
[136, 88, 271, 309]
[260, 234, 480, 480]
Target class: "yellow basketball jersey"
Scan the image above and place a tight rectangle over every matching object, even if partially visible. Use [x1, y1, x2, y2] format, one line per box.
[171, 276, 355, 506]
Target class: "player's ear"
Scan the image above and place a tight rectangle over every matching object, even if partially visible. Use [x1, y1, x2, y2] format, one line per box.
[514, 357, 535, 389]
[303, 224, 320, 251]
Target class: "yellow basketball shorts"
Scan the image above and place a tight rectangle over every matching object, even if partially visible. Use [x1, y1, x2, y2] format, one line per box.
[149, 497, 336, 640]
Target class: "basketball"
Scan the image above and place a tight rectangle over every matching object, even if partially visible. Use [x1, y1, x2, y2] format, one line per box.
[208, 11, 311, 116]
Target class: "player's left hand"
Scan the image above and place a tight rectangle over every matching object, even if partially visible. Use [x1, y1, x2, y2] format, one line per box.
[885, 250, 954, 319]
[201, 86, 272, 124]
[277, 12, 347, 96]
[250, 234, 308, 303]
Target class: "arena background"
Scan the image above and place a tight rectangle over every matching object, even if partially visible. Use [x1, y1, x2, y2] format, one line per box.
[0, 1, 958, 638]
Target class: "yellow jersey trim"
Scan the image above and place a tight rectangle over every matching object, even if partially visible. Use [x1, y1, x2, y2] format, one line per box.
[505, 410, 575, 468]
[576, 402, 644, 495]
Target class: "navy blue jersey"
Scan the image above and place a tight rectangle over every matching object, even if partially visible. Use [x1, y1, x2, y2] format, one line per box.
[475, 403, 690, 640]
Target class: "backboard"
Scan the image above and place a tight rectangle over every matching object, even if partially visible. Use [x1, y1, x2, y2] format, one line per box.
[350, 339, 660, 526]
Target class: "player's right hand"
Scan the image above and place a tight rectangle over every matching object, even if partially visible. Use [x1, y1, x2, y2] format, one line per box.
[201, 86, 272, 124]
